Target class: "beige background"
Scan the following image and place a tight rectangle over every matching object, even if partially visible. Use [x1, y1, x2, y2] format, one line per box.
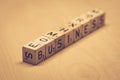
[0, 0, 120, 80]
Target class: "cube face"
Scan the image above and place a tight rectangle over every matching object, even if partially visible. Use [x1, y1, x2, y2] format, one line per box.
[57, 26, 74, 47]
[36, 46, 45, 64]
[98, 14, 105, 27]
[55, 35, 65, 52]
[35, 36, 56, 59]
[73, 25, 83, 42]
[44, 30, 65, 52]
[65, 32, 74, 46]
[82, 21, 91, 37]
[90, 18, 98, 32]
[45, 41, 56, 58]
[23, 46, 36, 64]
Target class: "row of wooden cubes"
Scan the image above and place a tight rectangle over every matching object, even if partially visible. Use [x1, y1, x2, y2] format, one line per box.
[22, 9, 105, 65]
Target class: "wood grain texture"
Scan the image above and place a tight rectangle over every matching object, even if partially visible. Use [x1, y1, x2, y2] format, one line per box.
[0, 0, 120, 80]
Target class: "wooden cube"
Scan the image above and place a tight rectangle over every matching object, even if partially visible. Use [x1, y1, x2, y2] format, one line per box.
[68, 18, 83, 42]
[84, 12, 98, 32]
[35, 36, 56, 59]
[89, 9, 105, 28]
[78, 15, 91, 37]
[57, 26, 74, 47]
[22, 40, 45, 65]
[44, 30, 65, 52]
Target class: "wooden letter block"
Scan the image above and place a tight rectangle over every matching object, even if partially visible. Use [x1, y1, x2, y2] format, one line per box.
[89, 9, 105, 28]
[36, 36, 56, 59]
[22, 41, 45, 65]
[68, 18, 83, 42]
[57, 26, 74, 47]
[44, 30, 65, 52]
[84, 12, 98, 32]
[78, 15, 91, 37]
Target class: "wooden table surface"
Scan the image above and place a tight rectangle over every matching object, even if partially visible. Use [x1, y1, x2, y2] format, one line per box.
[0, 0, 120, 80]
